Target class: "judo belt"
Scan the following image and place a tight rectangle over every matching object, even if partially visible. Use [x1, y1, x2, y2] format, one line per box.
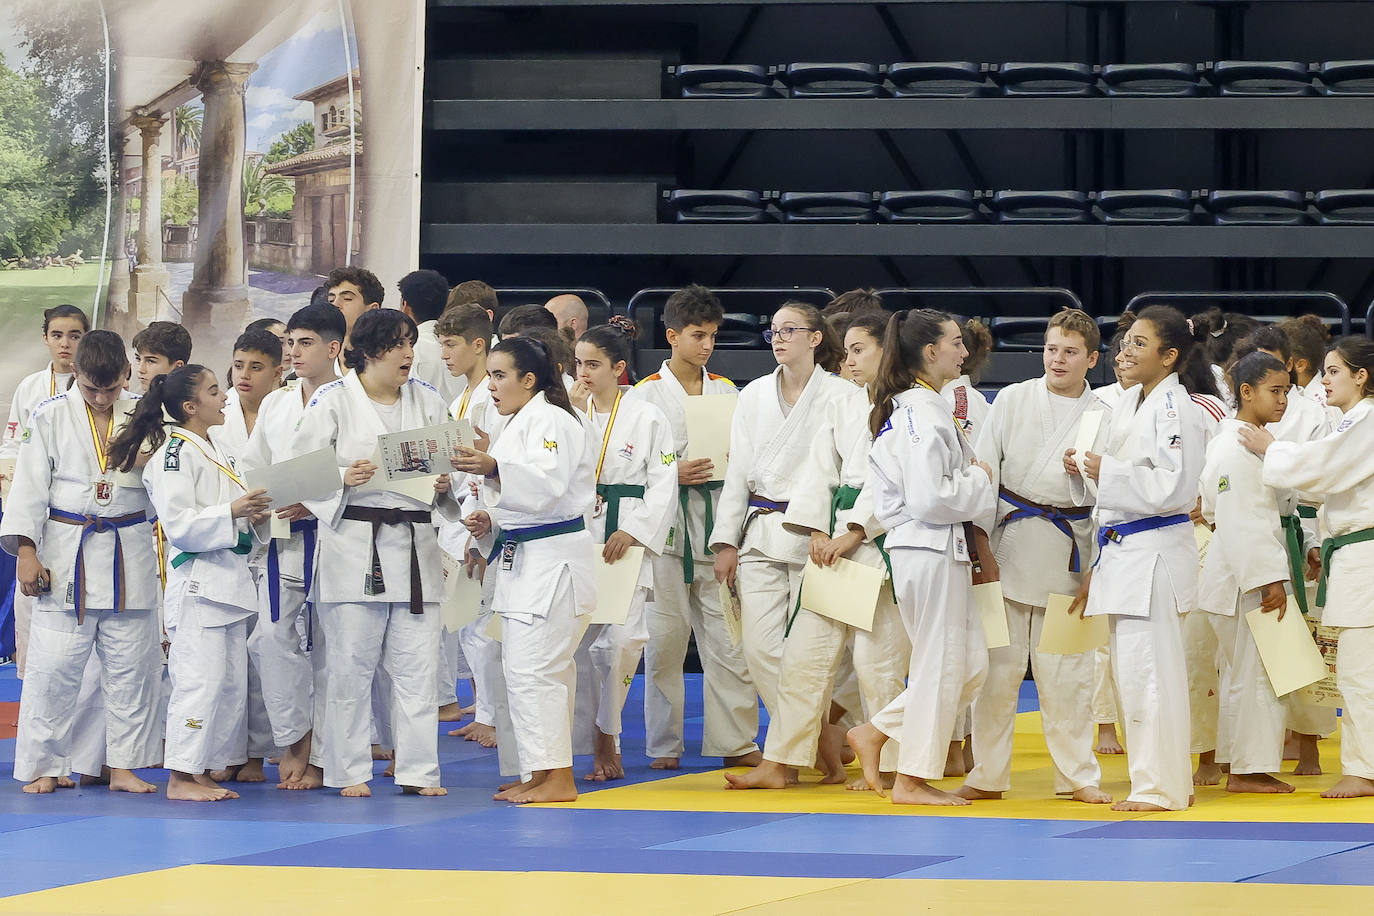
[677, 480, 723, 584]
[997, 486, 1091, 573]
[1094, 513, 1190, 564]
[47, 508, 147, 623]
[1297, 505, 1318, 520]
[171, 530, 252, 570]
[740, 494, 789, 545]
[266, 518, 318, 622]
[1279, 514, 1311, 617]
[786, 485, 891, 638]
[596, 483, 644, 539]
[1316, 525, 1374, 608]
[487, 517, 586, 563]
[341, 507, 432, 615]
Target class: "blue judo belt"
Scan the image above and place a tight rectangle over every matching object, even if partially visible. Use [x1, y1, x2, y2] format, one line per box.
[1094, 513, 1191, 566]
[47, 508, 149, 623]
[997, 486, 1092, 573]
[487, 517, 586, 564]
[266, 518, 318, 622]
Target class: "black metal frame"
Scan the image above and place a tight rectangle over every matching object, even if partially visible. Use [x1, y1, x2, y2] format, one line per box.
[1123, 290, 1352, 334]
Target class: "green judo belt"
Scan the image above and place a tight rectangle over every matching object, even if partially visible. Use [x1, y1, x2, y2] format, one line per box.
[677, 480, 723, 584]
[785, 485, 893, 638]
[1279, 514, 1311, 616]
[596, 483, 645, 539]
[1316, 525, 1374, 608]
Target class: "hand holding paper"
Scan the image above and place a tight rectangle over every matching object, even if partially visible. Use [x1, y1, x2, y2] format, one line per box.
[685, 394, 736, 482]
[1038, 593, 1108, 654]
[799, 556, 883, 632]
[1246, 596, 1327, 697]
[590, 545, 645, 625]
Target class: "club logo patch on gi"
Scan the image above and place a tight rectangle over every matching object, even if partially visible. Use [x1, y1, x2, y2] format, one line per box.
[19, 427, 30, 443]
[1168, 434, 1183, 449]
[661, 451, 675, 466]
[185, 718, 203, 730]
[876, 418, 893, 438]
[1218, 475, 1230, 493]
[1338, 418, 1355, 433]
[905, 411, 920, 443]
[543, 439, 558, 453]
[623, 674, 634, 687]
[618, 442, 635, 460]
[5, 421, 16, 439]
[1166, 410, 1177, 419]
[164, 436, 184, 470]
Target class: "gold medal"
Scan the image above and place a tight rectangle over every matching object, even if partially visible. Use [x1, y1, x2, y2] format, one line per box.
[86, 404, 115, 508]
[593, 494, 606, 518]
[94, 478, 114, 506]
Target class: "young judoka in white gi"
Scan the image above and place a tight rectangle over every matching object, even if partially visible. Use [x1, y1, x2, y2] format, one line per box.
[107, 364, 271, 801]
[131, 321, 192, 395]
[237, 304, 345, 790]
[1197, 352, 1308, 794]
[846, 310, 996, 805]
[955, 308, 1113, 804]
[450, 336, 597, 804]
[1278, 315, 1336, 412]
[291, 309, 455, 798]
[398, 269, 462, 405]
[635, 285, 761, 770]
[1065, 305, 1212, 811]
[724, 309, 909, 790]
[941, 317, 993, 442]
[567, 318, 676, 782]
[1243, 336, 1374, 798]
[3, 330, 162, 794]
[711, 302, 853, 732]
[435, 303, 497, 738]
[2, 304, 88, 681]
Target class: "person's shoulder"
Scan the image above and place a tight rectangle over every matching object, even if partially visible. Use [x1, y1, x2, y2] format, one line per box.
[707, 372, 736, 388]
[306, 378, 346, 409]
[634, 372, 663, 388]
[28, 392, 67, 423]
[406, 376, 438, 395]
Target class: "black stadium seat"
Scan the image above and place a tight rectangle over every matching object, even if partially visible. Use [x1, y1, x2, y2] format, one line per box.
[673, 64, 779, 98]
[879, 190, 982, 223]
[665, 189, 774, 222]
[990, 316, 1052, 352]
[780, 63, 887, 98]
[716, 313, 768, 349]
[1095, 189, 1195, 224]
[1318, 60, 1374, 96]
[988, 190, 1092, 223]
[1206, 190, 1308, 225]
[887, 62, 990, 98]
[1211, 60, 1314, 96]
[1312, 189, 1374, 225]
[994, 62, 1097, 96]
[777, 191, 878, 223]
[1100, 62, 1202, 97]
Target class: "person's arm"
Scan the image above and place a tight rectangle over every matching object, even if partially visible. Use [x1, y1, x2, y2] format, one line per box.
[708, 390, 755, 552]
[613, 407, 680, 555]
[481, 412, 580, 516]
[291, 395, 351, 528]
[1095, 401, 1193, 516]
[1262, 408, 1374, 496]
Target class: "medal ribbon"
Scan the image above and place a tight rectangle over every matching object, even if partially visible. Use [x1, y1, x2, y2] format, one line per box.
[592, 390, 623, 484]
[456, 386, 474, 420]
[86, 404, 113, 476]
[168, 431, 246, 491]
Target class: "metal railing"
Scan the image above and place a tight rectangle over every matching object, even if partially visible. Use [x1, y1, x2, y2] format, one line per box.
[871, 286, 1084, 318]
[494, 287, 612, 312]
[1123, 290, 1351, 336]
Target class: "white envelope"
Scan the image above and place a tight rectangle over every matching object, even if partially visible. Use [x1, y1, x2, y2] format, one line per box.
[685, 394, 737, 481]
[974, 581, 1010, 650]
[440, 550, 484, 632]
[590, 545, 645, 625]
[1037, 592, 1108, 655]
[243, 447, 343, 506]
[1072, 410, 1103, 490]
[799, 556, 883, 632]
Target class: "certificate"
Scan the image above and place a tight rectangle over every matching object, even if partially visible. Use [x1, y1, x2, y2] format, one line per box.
[1194, 524, 1214, 566]
[799, 556, 883, 631]
[590, 545, 645, 625]
[1300, 624, 1343, 708]
[242, 447, 342, 506]
[1246, 597, 1328, 697]
[685, 394, 736, 481]
[974, 581, 1011, 650]
[719, 580, 743, 646]
[1037, 592, 1108, 654]
[377, 420, 474, 482]
[1072, 410, 1103, 485]
[356, 446, 439, 503]
[0, 458, 13, 499]
[440, 549, 484, 632]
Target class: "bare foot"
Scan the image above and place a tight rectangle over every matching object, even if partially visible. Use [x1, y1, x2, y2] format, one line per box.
[944, 741, 967, 778]
[495, 774, 543, 801]
[723, 750, 763, 767]
[109, 768, 157, 793]
[402, 785, 448, 796]
[723, 759, 791, 790]
[437, 702, 467, 723]
[816, 724, 848, 785]
[341, 783, 372, 797]
[846, 723, 890, 798]
[462, 723, 498, 747]
[80, 767, 111, 786]
[1293, 734, 1322, 776]
[22, 776, 61, 794]
[1283, 730, 1300, 761]
[1322, 775, 1374, 798]
[168, 771, 237, 801]
[649, 757, 680, 770]
[449, 721, 478, 738]
[584, 731, 625, 782]
[382, 761, 395, 778]
[282, 765, 324, 791]
[891, 774, 971, 806]
[962, 738, 974, 773]
[371, 745, 393, 761]
[953, 784, 1003, 800]
[846, 772, 895, 792]
[277, 734, 312, 787]
[1072, 786, 1113, 804]
[1193, 753, 1224, 787]
[1111, 800, 1169, 811]
[510, 768, 577, 804]
[208, 766, 237, 783]
[461, 703, 476, 717]
[1095, 723, 1125, 755]
[235, 759, 265, 782]
[1227, 772, 1295, 794]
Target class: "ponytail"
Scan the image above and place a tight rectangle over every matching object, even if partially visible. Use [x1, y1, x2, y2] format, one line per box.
[579, 315, 640, 383]
[491, 336, 577, 418]
[107, 365, 206, 472]
[1136, 305, 1222, 399]
[869, 308, 955, 438]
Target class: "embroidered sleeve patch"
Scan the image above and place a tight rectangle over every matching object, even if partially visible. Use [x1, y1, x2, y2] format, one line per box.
[1168, 434, 1183, 449]
[1217, 475, 1229, 493]
[661, 451, 675, 466]
[164, 437, 183, 470]
[543, 439, 559, 453]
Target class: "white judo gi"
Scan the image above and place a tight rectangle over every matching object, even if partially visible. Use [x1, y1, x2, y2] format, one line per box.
[293, 372, 458, 790]
[964, 377, 1111, 796]
[770, 384, 909, 772]
[1263, 399, 1374, 780]
[635, 363, 759, 760]
[866, 385, 996, 780]
[1074, 374, 1210, 810]
[482, 392, 597, 774]
[2, 390, 161, 782]
[144, 426, 262, 775]
[412, 319, 464, 407]
[710, 364, 856, 719]
[941, 374, 991, 442]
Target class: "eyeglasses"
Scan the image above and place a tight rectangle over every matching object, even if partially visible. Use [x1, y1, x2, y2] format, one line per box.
[763, 326, 814, 344]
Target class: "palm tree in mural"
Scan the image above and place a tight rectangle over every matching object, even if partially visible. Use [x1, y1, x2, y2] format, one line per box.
[173, 104, 202, 158]
[241, 158, 291, 213]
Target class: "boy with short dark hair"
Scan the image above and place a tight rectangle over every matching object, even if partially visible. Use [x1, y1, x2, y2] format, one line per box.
[131, 321, 192, 393]
[399, 269, 459, 403]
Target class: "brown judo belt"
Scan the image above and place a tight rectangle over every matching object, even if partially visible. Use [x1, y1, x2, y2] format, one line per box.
[341, 506, 433, 614]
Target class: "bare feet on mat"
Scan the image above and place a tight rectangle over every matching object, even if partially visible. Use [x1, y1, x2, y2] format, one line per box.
[458, 723, 497, 747]
[1321, 775, 1374, 798]
[723, 760, 790, 790]
[371, 745, 393, 761]
[510, 769, 577, 804]
[341, 783, 372, 798]
[846, 723, 889, 798]
[437, 702, 467, 723]
[944, 741, 967, 778]
[236, 758, 266, 782]
[846, 772, 895, 792]
[109, 768, 157, 793]
[402, 786, 448, 796]
[723, 750, 763, 768]
[1193, 753, 1224, 787]
[168, 772, 237, 801]
[382, 761, 395, 779]
[1072, 786, 1113, 804]
[816, 724, 848, 785]
[495, 775, 542, 801]
[1292, 734, 1322, 776]
[584, 731, 625, 782]
[1226, 772, 1295, 794]
[1095, 723, 1125, 755]
[891, 774, 970, 806]
[649, 757, 680, 771]
[22, 776, 62, 794]
[282, 765, 324, 791]
[1111, 800, 1169, 812]
[277, 735, 312, 787]
[953, 784, 1003, 801]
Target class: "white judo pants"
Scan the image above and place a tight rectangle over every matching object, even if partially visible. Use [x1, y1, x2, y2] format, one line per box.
[1207, 610, 1285, 774]
[1107, 570, 1193, 810]
[70, 652, 109, 778]
[249, 578, 316, 748]
[164, 600, 249, 774]
[459, 570, 503, 729]
[439, 625, 472, 707]
[1092, 647, 1119, 725]
[967, 598, 1100, 794]
[1337, 626, 1374, 780]
[574, 585, 650, 748]
[1183, 608, 1221, 754]
[830, 653, 864, 731]
[12, 589, 32, 678]
[644, 554, 759, 759]
[318, 601, 441, 789]
[870, 547, 987, 780]
[500, 572, 589, 774]
[734, 558, 802, 720]
[14, 607, 161, 782]
[763, 587, 907, 771]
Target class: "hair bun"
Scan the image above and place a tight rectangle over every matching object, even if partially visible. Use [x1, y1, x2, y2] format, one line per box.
[608, 314, 639, 339]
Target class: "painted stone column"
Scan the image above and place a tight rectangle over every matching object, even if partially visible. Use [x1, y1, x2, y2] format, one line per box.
[128, 113, 170, 323]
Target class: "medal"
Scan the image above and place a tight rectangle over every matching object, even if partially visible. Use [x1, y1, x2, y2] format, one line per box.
[94, 478, 113, 506]
[593, 494, 606, 518]
[86, 404, 115, 508]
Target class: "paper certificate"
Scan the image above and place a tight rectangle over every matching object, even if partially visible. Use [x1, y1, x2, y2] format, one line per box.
[1037, 592, 1108, 654]
[974, 581, 1011, 650]
[377, 420, 474, 482]
[357, 447, 439, 503]
[590, 545, 645, 625]
[243, 447, 343, 506]
[440, 550, 484, 632]
[1072, 410, 1103, 482]
[0, 458, 13, 499]
[1246, 597, 1328, 697]
[799, 556, 883, 631]
[685, 394, 736, 481]
[1300, 624, 1343, 708]
[1194, 524, 1214, 566]
[719, 580, 744, 645]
